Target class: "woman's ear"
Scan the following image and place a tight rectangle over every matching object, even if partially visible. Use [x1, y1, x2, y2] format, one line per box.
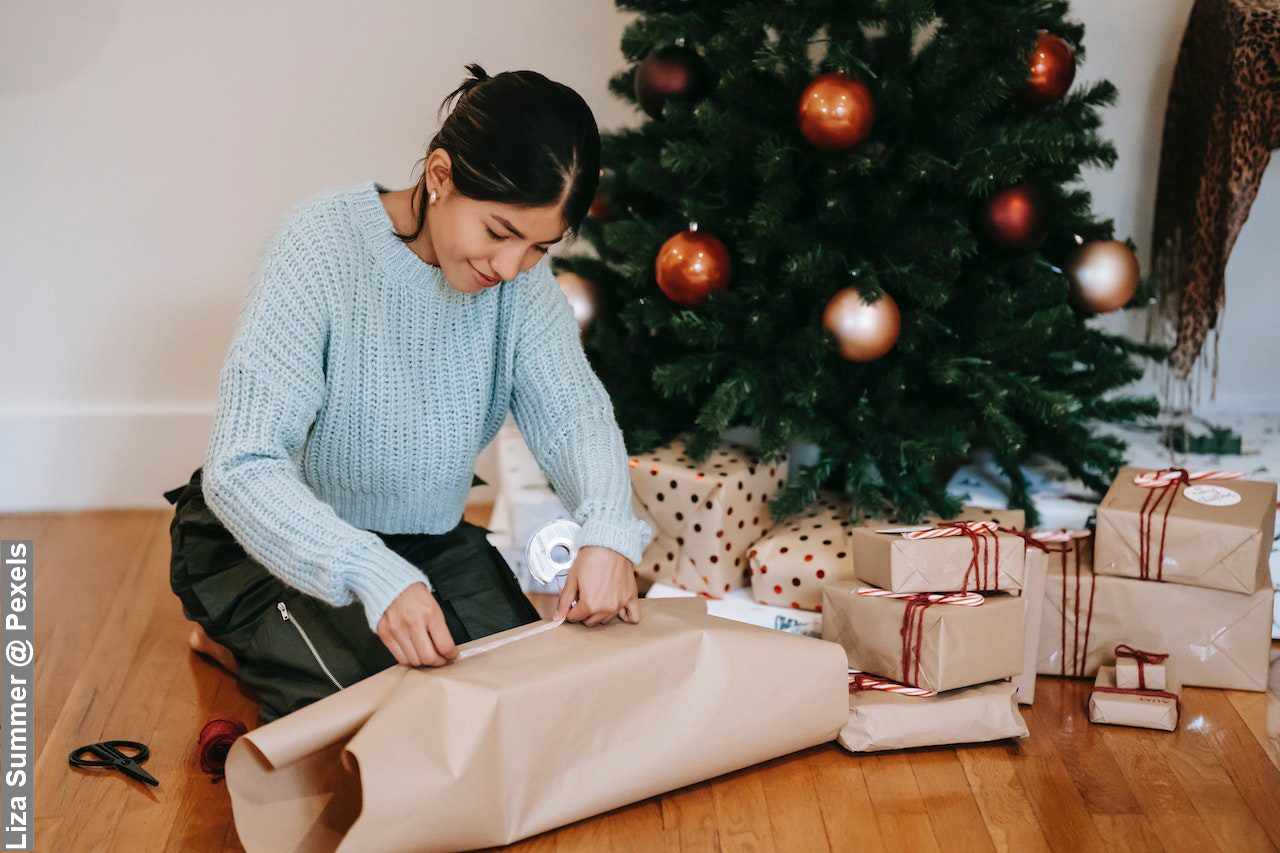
[427, 149, 453, 198]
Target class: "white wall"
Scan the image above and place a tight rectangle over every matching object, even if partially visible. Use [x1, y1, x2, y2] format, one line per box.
[1, 0, 1275, 511]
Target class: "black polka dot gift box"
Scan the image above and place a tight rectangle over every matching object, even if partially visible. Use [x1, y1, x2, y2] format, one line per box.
[747, 492, 856, 613]
[629, 437, 789, 596]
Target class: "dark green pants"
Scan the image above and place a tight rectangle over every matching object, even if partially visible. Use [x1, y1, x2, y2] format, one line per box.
[165, 466, 540, 725]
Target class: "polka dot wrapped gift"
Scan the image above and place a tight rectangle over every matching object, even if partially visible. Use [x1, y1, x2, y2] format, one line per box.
[629, 437, 789, 596]
[748, 492, 856, 612]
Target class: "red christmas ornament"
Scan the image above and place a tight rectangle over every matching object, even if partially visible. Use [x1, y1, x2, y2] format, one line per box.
[655, 227, 731, 307]
[1014, 30, 1076, 107]
[797, 71, 875, 151]
[588, 192, 616, 223]
[976, 182, 1048, 253]
[635, 46, 711, 120]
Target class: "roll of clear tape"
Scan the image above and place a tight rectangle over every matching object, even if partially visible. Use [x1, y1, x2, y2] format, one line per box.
[525, 519, 581, 592]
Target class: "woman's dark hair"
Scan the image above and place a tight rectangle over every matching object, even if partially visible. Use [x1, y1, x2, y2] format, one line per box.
[386, 63, 601, 247]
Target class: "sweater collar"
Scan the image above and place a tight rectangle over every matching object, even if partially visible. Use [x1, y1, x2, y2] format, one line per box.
[351, 180, 448, 289]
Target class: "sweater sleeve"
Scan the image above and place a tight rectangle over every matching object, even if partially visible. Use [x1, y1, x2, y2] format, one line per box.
[509, 260, 653, 564]
[202, 214, 431, 634]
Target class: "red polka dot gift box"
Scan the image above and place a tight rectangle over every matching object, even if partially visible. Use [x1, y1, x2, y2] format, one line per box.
[748, 492, 856, 612]
[629, 437, 789, 597]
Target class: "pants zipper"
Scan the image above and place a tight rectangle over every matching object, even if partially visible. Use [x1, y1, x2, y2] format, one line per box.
[277, 601, 346, 690]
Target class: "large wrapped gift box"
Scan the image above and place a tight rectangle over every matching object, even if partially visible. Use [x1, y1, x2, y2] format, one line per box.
[1088, 666, 1180, 732]
[821, 580, 1025, 693]
[630, 437, 789, 596]
[1038, 530, 1274, 691]
[838, 677, 1028, 753]
[851, 521, 1026, 593]
[1094, 467, 1276, 594]
[225, 598, 847, 853]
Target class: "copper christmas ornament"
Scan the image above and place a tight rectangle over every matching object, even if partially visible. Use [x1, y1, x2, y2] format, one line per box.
[823, 287, 900, 362]
[977, 182, 1048, 253]
[1065, 240, 1140, 314]
[1014, 30, 1076, 107]
[635, 46, 711, 120]
[797, 71, 875, 152]
[655, 228, 731, 308]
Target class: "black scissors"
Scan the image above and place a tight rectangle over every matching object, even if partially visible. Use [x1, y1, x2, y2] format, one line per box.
[68, 740, 159, 786]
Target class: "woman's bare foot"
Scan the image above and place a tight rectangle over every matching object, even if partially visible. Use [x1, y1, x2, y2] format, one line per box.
[188, 623, 239, 675]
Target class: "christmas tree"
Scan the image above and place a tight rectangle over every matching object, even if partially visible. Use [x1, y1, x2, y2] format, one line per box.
[557, 0, 1162, 527]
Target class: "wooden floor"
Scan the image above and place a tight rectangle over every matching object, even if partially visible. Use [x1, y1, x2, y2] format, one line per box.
[6, 506, 1280, 852]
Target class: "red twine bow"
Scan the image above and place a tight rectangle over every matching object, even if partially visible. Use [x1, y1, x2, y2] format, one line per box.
[199, 716, 248, 782]
[1133, 469, 1243, 581]
[1114, 644, 1169, 690]
[906, 520, 1002, 592]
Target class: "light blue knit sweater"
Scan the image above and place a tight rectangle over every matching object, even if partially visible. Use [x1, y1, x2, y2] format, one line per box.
[203, 180, 652, 633]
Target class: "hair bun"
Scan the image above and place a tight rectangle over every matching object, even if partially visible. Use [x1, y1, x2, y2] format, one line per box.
[464, 62, 490, 87]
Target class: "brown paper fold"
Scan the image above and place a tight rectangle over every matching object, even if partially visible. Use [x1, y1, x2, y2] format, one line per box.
[226, 597, 848, 853]
[1094, 466, 1276, 593]
[821, 581, 1025, 693]
[852, 525, 1026, 593]
[1038, 536, 1274, 691]
[1088, 666, 1180, 732]
[1012, 546, 1048, 704]
[838, 680, 1028, 753]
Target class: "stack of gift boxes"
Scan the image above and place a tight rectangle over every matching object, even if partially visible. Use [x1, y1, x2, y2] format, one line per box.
[489, 429, 1277, 747]
[1039, 466, 1277, 731]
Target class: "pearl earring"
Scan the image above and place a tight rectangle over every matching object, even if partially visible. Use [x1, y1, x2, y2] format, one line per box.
[429, 189, 438, 205]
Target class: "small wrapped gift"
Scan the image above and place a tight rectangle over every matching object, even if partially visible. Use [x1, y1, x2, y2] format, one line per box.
[1037, 529, 1273, 691]
[630, 436, 789, 596]
[1094, 467, 1277, 594]
[226, 598, 847, 852]
[851, 520, 1026, 593]
[748, 491, 855, 611]
[1114, 644, 1169, 690]
[838, 675, 1028, 753]
[822, 581, 1026, 693]
[1089, 666, 1181, 732]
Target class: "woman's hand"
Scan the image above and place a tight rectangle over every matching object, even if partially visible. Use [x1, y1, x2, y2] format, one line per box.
[553, 545, 641, 626]
[377, 582, 459, 667]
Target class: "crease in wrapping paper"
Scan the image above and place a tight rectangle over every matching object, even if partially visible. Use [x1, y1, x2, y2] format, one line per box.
[1037, 538, 1274, 691]
[838, 680, 1027, 753]
[226, 596, 849, 853]
[851, 524, 1026, 593]
[821, 581, 1025, 693]
[1088, 666, 1180, 732]
[1094, 466, 1276, 594]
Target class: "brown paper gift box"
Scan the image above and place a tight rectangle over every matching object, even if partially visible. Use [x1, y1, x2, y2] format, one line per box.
[1012, 545, 1048, 705]
[1115, 649, 1169, 690]
[1088, 666, 1180, 732]
[1094, 466, 1277, 594]
[821, 580, 1026, 692]
[748, 491, 855, 612]
[838, 680, 1028, 753]
[225, 597, 847, 853]
[852, 523, 1026, 593]
[630, 436, 789, 596]
[1037, 533, 1274, 691]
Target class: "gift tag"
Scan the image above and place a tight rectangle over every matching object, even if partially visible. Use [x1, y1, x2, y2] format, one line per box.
[526, 519, 581, 590]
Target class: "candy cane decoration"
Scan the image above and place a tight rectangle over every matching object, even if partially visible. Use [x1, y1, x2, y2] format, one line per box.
[905, 520, 997, 539]
[1133, 469, 1243, 488]
[856, 588, 985, 607]
[848, 671, 937, 697]
[1031, 528, 1092, 544]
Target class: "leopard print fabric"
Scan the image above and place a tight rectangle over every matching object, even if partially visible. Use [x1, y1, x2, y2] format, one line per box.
[1149, 0, 1280, 388]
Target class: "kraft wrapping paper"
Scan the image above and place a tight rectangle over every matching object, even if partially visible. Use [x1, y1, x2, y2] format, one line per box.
[1038, 536, 1274, 691]
[851, 525, 1026, 593]
[224, 597, 848, 853]
[838, 680, 1028, 753]
[1094, 466, 1276, 594]
[1115, 654, 1169, 691]
[1012, 546, 1048, 705]
[1088, 666, 1180, 732]
[821, 581, 1026, 693]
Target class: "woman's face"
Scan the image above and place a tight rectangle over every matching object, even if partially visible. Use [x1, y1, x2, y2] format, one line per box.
[425, 151, 569, 294]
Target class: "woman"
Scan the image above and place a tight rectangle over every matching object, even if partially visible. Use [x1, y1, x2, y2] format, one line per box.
[166, 64, 652, 724]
